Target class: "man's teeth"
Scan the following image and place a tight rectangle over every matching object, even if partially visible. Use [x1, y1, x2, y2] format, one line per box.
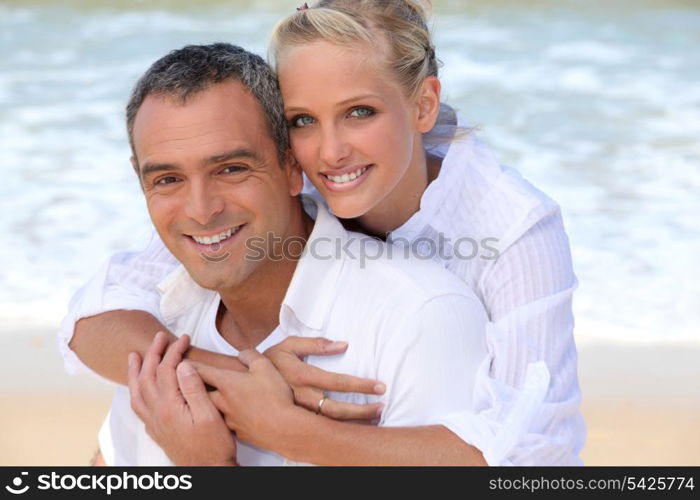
[326, 166, 367, 184]
[192, 226, 237, 245]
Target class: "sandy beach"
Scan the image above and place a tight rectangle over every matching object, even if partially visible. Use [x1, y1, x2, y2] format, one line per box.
[1, 327, 698, 466]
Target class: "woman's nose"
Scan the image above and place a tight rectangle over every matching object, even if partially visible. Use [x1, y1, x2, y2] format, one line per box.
[319, 126, 351, 167]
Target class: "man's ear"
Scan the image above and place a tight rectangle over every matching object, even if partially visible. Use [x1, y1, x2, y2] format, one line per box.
[285, 151, 305, 196]
[414, 76, 441, 134]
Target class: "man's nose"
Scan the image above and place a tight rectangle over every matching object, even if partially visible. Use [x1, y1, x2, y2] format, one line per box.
[319, 125, 351, 167]
[184, 180, 225, 227]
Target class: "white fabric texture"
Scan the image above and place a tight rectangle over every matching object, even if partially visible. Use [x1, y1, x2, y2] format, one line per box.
[99, 197, 488, 466]
[58, 114, 585, 465]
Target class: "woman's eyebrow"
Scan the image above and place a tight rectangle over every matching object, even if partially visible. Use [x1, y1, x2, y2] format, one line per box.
[285, 93, 383, 113]
[335, 93, 382, 106]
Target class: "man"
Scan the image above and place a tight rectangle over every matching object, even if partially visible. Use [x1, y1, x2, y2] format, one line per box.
[66, 43, 489, 466]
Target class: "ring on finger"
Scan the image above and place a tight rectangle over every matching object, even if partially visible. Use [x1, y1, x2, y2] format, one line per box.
[316, 395, 328, 415]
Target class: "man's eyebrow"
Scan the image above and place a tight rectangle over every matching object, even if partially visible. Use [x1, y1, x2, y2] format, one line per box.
[139, 148, 262, 178]
[204, 148, 262, 165]
[140, 162, 181, 179]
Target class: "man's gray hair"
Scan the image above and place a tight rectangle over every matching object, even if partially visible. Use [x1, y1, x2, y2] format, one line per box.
[126, 43, 289, 165]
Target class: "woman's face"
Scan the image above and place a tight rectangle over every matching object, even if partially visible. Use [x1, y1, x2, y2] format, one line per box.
[277, 40, 425, 220]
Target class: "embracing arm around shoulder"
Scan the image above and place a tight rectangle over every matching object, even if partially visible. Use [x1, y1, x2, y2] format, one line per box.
[195, 292, 490, 465]
[59, 232, 246, 383]
[59, 232, 177, 381]
[71, 310, 246, 384]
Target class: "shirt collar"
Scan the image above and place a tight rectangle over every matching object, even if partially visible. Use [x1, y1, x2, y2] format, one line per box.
[156, 195, 347, 332]
[279, 195, 346, 332]
[388, 112, 480, 242]
[156, 265, 212, 326]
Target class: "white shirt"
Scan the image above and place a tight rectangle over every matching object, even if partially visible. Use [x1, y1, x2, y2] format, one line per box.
[59, 114, 585, 465]
[99, 197, 488, 466]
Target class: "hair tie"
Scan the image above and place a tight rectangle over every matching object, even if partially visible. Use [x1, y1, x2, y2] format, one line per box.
[297, 2, 309, 10]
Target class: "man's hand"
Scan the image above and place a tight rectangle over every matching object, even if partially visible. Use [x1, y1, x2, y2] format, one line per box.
[264, 336, 385, 421]
[192, 350, 303, 452]
[128, 332, 237, 466]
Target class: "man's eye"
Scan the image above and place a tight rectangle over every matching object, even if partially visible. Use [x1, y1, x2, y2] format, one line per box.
[348, 107, 375, 119]
[154, 176, 180, 185]
[221, 165, 247, 174]
[290, 115, 315, 128]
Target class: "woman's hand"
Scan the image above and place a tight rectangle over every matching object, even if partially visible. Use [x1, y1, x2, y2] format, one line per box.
[263, 336, 385, 421]
[191, 349, 300, 452]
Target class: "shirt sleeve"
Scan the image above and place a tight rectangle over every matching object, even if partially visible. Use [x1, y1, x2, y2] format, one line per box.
[99, 388, 139, 466]
[57, 230, 179, 376]
[438, 210, 586, 465]
[376, 292, 489, 429]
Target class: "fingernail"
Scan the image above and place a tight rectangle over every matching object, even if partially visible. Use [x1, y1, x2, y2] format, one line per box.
[374, 382, 386, 394]
[178, 362, 195, 376]
[376, 403, 384, 417]
[327, 341, 348, 351]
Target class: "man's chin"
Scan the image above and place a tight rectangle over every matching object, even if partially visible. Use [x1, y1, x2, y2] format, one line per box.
[177, 261, 231, 291]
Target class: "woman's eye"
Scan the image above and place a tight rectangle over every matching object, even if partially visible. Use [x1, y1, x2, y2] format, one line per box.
[290, 115, 315, 128]
[349, 107, 375, 119]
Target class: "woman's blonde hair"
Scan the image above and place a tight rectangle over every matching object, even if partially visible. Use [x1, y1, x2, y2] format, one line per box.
[269, 0, 437, 99]
[270, 0, 469, 146]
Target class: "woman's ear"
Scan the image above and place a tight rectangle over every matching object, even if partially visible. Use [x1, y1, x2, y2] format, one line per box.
[285, 150, 305, 196]
[415, 76, 441, 133]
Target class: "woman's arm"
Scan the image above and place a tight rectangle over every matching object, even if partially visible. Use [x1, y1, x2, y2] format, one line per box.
[58, 230, 178, 378]
[277, 413, 487, 466]
[190, 294, 491, 465]
[61, 235, 383, 420]
[61, 232, 246, 383]
[454, 210, 585, 465]
[71, 310, 245, 383]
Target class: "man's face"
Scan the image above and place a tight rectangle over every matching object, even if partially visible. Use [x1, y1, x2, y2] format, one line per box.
[132, 80, 303, 292]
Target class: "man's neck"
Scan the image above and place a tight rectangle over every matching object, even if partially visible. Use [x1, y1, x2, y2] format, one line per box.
[216, 207, 315, 351]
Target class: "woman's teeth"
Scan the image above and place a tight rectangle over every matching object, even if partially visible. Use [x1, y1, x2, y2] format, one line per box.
[326, 166, 367, 184]
[192, 226, 238, 245]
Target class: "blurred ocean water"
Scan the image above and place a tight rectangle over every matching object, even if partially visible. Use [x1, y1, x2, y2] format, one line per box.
[1, 0, 698, 343]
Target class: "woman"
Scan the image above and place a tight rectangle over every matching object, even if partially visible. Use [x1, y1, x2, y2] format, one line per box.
[60, 0, 584, 465]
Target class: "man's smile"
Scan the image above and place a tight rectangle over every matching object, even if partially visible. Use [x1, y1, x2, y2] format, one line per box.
[185, 223, 246, 254]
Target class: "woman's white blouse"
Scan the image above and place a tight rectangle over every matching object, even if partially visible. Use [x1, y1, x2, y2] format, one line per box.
[58, 115, 585, 465]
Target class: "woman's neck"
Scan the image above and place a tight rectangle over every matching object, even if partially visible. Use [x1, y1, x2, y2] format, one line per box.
[353, 148, 443, 238]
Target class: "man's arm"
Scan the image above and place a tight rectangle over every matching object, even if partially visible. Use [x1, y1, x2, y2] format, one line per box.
[70, 310, 246, 384]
